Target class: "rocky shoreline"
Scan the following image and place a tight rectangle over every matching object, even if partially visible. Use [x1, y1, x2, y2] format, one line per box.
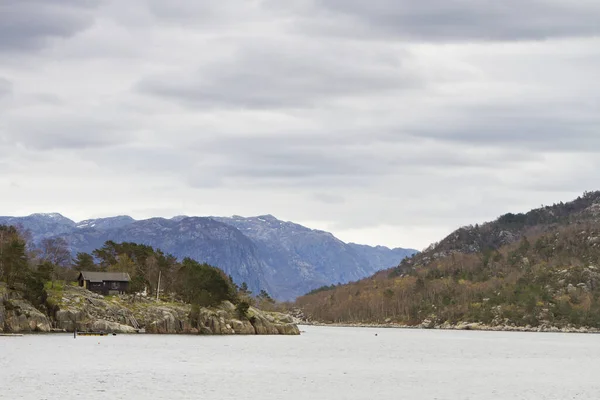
[302, 320, 600, 334]
[0, 284, 300, 335]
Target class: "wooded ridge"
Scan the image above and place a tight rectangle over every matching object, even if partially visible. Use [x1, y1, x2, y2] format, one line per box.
[296, 191, 600, 331]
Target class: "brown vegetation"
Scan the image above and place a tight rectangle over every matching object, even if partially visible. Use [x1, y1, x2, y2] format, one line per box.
[296, 191, 600, 328]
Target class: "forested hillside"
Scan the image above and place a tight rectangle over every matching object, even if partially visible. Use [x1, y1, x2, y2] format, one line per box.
[296, 191, 600, 330]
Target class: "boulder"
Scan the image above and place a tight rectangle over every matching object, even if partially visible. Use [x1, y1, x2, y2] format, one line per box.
[92, 319, 136, 333]
[456, 322, 481, 330]
[1, 299, 51, 333]
[230, 319, 256, 334]
[420, 319, 435, 329]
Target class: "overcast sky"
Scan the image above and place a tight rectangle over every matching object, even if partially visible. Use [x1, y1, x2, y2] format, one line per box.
[1, 0, 599, 250]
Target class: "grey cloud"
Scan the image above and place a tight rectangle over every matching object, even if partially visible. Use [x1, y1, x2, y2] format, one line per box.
[144, 0, 257, 25]
[314, 0, 600, 41]
[136, 41, 420, 108]
[0, 78, 12, 98]
[411, 102, 600, 152]
[183, 131, 542, 190]
[313, 193, 346, 205]
[0, 0, 102, 52]
[2, 115, 133, 150]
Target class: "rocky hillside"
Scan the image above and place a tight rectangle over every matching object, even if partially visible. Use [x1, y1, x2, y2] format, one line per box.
[0, 283, 299, 335]
[398, 190, 600, 273]
[0, 213, 416, 300]
[296, 191, 600, 331]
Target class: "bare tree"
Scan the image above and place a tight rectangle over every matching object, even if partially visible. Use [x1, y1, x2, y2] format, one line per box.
[40, 237, 72, 267]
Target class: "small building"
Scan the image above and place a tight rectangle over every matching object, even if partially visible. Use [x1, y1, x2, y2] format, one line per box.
[77, 271, 131, 296]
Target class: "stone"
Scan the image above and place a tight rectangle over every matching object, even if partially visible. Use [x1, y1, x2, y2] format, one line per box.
[1, 299, 51, 333]
[420, 319, 435, 329]
[92, 319, 136, 333]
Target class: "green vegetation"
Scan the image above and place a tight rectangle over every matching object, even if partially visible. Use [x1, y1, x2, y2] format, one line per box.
[176, 258, 237, 307]
[0, 225, 281, 318]
[236, 301, 251, 320]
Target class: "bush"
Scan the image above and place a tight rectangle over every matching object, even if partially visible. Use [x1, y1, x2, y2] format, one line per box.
[236, 301, 250, 320]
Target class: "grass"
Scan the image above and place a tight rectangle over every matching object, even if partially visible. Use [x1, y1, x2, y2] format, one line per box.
[44, 280, 66, 292]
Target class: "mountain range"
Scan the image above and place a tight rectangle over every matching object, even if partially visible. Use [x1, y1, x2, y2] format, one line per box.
[0, 213, 417, 300]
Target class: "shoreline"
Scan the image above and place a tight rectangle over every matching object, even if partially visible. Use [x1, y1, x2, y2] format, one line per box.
[300, 321, 600, 334]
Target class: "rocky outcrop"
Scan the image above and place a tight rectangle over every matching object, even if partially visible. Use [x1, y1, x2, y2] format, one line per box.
[0, 284, 51, 333]
[44, 285, 299, 335]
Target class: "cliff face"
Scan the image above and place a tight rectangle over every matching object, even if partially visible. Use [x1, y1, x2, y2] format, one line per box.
[0, 284, 299, 335]
[0, 284, 52, 333]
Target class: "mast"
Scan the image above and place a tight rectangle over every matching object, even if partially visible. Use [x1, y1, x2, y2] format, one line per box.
[156, 270, 161, 301]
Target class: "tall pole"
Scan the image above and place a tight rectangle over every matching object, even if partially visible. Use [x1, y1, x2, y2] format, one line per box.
[0, 230, 4, 280]
[156, 270, 161, 302]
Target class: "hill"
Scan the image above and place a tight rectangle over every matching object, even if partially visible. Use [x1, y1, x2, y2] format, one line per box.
[0, 213, 417, 300]
[0, 228, 299, 335]
[296, 191, 600, 331]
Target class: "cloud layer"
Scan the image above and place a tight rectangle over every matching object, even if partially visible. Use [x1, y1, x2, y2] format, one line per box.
[1, 0, 598, 249]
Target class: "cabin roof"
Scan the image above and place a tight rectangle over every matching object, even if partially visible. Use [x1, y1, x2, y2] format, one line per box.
[78, 271, 131, 283]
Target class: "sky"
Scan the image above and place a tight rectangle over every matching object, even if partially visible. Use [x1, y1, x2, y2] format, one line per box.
[0, 0, 599, 250]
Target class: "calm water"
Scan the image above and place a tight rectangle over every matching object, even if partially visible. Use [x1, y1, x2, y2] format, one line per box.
[1, 326, 600, 399]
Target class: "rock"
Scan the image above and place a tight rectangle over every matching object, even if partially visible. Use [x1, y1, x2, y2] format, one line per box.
[55, 309, 87, 331]
[420, 319, 435, 329]
[230, 319, 255, 334]
[275, 323, 300, 335]
[1, 298, 51, 333]
[567, 284, 577, 294]
[220, 301, 236, 312]
[92, 319, 136, 333]
[248, 311, 280, 335]
[577, 283, 589, 292]
[456, 322, 481, 330]
[0, 284, 301, 336]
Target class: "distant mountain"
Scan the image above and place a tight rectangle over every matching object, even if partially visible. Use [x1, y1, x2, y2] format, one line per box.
[75, 216, 135, 231]
[0, 213, 75, 240]
[213, 215, 416, 299]
[296, 190, 600, 330]
[0, 213, 417, 300]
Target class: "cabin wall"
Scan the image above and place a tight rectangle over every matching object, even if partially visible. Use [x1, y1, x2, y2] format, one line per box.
[85, 280, 129, 295]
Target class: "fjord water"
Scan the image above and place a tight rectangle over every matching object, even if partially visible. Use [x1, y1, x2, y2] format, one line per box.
[2, 326, 600, 400]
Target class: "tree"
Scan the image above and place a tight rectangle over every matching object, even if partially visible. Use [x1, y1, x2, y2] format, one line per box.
[239, 282, 252, 296]
[176, 258, 237, 307]
[40, 237, 71, 267]
[0, 226, 29, 287]
[37, 261, 55, 282]
[235, 301, 251, 320]
[93, 241, 119, 269]
[257, 290, 274, 303]
[74, 252, 96, 271]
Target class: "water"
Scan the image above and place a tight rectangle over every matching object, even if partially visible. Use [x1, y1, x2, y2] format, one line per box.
[1, 326, 600, 399]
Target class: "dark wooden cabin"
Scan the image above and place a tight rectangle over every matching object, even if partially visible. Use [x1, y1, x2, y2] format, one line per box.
[77, 271, 131, 296]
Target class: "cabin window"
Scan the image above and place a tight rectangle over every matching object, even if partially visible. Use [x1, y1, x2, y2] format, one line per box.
[110, 282, 119, 290]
